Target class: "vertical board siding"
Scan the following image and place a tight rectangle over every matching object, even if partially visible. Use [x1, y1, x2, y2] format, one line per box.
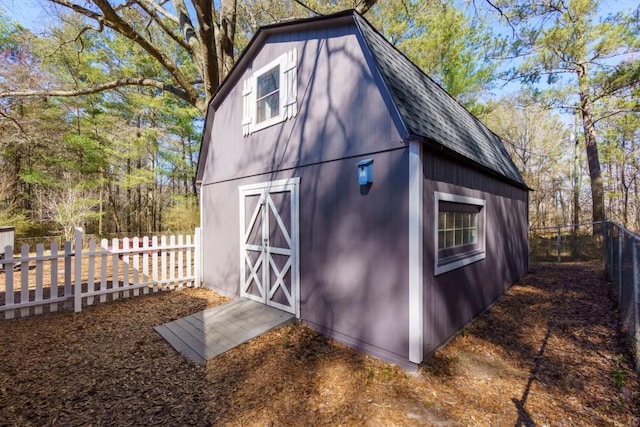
[133, 237, 141, 296]
[122, 237, 130, 298]
[34, 244, 44, 315]
[74, 229, 83, 312]
[100, 239, 108, 303]
[50, 243, 59, 312]
[422, 150, 529, 356]
[199, 24, 411, 366]
[20, 245, 29, 317]
[202, 24, 403, 186]
[0, 230, 200, 318]
[169, 235, 176, 290]
[64, 242, 72, 302]
[87, 239, 96, 305]
[161, 236, 168, 291]
[111, 238, 120, 300]
[4, 247, 13, 319]
[423, 151, 527, 201]
[200, 147, 411, 365]
[142, 236, 150, 294]
[152, 236, 159, 291]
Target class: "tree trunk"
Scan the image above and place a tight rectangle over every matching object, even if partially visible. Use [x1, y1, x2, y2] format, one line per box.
[572, 134, 580, 228]
[216, 0, 237, 86]
[576, 65, 605, 230]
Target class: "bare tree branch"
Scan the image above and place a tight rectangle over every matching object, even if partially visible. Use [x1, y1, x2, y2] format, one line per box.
[480, 0, 517, 35]
[93, 0, 201, 107]
[0, 78, 189, 102]
[0, 110, 26, 134]
[136, 0, 193, 54]
[592, 108, 638, 125]
[355, 0, 378, 15]
[48, 0, 203, 110]
[137, 0, 179, 24]
[293, 0, 322, 16]
[48, 0, 103, 21]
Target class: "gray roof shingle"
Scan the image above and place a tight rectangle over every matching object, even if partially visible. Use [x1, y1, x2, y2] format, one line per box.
[353, 13, 526, 187]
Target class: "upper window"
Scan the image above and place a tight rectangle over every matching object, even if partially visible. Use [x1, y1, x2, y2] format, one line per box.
[242, 49, 297, 135]
[256, 65, 280, 123]
[434, 192, 486, 275]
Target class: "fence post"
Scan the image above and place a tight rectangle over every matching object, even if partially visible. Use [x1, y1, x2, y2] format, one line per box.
[194, 227, 201, 287]
[556, 226, 562, 262]
[74, 227, 83, 313]
[633, 238, 640, 373]
[611, 226, 615, 285]
[619, 228, 623, 307]
[602, 222, 607, 276]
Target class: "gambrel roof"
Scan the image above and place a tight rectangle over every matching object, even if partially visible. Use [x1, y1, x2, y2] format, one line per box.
[196, 10, 526, 188]
[352, 13, 526, 186]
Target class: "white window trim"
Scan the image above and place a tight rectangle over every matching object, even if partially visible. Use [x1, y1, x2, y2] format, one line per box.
[434, 192, 486, 276]
[243, 49, 297, 136]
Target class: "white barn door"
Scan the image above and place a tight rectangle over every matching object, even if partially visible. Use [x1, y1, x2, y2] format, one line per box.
[239, 178, 300, 317]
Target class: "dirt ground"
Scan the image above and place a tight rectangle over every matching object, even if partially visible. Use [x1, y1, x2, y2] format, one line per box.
[0, 262, 638, 426]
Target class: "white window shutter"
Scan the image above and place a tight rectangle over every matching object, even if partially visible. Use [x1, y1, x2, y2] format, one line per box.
[242, 78, 252, 136]
[282, 48, 297, 119]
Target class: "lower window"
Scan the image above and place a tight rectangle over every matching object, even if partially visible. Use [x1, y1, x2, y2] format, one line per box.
[434, 192, 486, 275]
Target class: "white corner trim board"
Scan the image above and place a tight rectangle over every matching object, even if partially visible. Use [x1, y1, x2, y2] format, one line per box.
[408, 142, 423, 364]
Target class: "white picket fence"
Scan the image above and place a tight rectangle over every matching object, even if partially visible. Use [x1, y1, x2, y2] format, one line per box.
[0, 227, 201, 319]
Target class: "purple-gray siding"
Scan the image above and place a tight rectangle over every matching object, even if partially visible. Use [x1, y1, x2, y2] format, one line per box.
[200, 24, 403, 185]
[200, 23, 411, 364]
[198, 18, 528, 368]
[422, 150, 529, 355]
[201, 150, 410, 364]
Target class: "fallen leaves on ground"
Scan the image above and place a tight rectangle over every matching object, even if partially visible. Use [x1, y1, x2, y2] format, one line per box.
[0, 262, 637, 426]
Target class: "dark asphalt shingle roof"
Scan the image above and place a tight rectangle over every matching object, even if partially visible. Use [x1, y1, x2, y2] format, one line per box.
[353, 13, 526, 186]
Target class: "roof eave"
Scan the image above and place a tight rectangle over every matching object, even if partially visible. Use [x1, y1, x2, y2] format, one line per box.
[407, 134, 531, 191]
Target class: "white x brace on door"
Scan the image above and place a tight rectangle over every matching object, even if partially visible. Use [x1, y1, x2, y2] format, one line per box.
[239, 178, 300, 317]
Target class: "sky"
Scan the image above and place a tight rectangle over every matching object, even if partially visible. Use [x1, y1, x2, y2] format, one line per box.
[4, 0, 637, 32]
[1, 0, 50, 31]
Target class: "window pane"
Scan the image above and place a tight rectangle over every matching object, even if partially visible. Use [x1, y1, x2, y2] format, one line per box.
[455, 212, 463, 228]
[446, 213, 455, 229]
[257, 66, 279, 98]
[438, 212, 446, 232]
[439, 210, 481, 248]
[257, 93, 280, 122]
[455, 230, 463, 246]
[256, 65, 280, 123]
[445, 230, 454, 248]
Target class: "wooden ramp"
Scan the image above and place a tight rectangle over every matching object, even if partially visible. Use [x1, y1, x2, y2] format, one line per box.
[154, 298, 296, 363]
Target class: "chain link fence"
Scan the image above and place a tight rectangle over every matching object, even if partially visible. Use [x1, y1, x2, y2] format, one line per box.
[530, 222, 640, 372]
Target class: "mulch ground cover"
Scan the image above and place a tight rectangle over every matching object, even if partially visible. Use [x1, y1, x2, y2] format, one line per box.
[0, 261, 638, 426]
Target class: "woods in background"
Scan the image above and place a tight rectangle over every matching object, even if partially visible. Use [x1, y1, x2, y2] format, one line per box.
[0, 0, 638, 237]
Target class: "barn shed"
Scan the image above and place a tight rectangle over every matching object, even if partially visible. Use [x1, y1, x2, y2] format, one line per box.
[195, 10, 529, 369]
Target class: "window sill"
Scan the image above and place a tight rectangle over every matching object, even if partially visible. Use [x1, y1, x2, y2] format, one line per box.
[250, 114, 286, 134]
[435, 249, 486, 276]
